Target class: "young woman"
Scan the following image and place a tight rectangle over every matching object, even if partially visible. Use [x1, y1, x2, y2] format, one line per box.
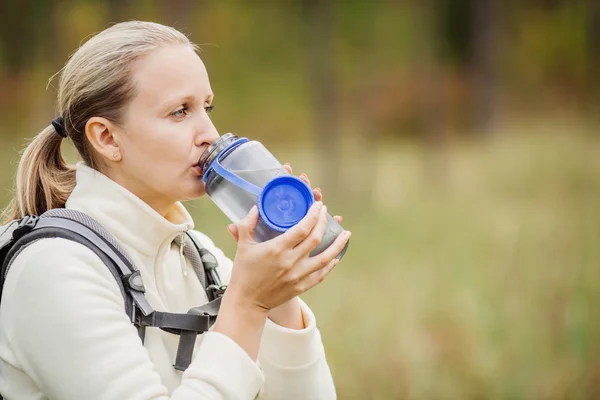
[0, 20, 350, 399]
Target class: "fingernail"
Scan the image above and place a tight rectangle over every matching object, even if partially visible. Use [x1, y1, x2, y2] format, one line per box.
[345, 231, 352, 238]
[315, 201, 323, 208]
[249, 205, 258, 216]
[322, 205, 328, 214]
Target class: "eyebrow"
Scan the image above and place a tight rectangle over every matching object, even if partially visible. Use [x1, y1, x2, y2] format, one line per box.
[161, 93, 214, 110]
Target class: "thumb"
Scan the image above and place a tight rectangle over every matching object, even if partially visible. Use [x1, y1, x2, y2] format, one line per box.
[237, 205, 259, 243]
[227, 223, 240, 243]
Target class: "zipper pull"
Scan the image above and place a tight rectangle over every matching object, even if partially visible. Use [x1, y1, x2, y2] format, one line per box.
[179, 233, 188, 276]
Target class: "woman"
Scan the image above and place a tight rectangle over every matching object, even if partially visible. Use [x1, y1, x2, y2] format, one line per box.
[0, 21, 350, 399]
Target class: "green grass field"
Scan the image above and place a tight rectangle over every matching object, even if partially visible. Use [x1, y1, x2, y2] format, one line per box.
[1, 127, 599, 399]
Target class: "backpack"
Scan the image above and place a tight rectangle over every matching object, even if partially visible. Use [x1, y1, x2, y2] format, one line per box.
[0, 208, 227, 374]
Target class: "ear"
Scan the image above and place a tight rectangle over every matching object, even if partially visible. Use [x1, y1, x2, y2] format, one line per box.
[85, 117, 123, 162]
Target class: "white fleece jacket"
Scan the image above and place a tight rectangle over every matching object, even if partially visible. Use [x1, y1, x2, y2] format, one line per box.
[0, 163, 336, 400]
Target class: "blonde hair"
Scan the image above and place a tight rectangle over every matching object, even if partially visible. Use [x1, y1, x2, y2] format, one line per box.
[2, 21, 194, 223]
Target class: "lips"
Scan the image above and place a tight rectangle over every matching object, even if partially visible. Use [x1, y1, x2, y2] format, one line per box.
[192, 165, 203, 175]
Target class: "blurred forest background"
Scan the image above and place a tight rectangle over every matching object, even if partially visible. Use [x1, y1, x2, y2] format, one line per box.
[1, 1, 599, 399]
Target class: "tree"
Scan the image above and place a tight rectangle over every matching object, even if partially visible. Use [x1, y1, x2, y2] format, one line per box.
[591, 0, 600, 121]
[471, 0, 500, 136]
[301, 0, 340, 193]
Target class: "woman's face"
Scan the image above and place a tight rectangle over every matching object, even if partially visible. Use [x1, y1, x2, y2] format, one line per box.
[112, 44, 219, 213]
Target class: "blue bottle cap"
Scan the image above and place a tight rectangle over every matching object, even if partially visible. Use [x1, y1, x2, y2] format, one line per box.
[257, 175, 315, 232]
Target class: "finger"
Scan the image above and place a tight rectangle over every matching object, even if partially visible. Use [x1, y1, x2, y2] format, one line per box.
[227, 224, 240, 243]
[238, 206, 259, 243]
[334, 215, 343, 223]
[294, 204, 328, 257]
[299, 173, 311, 187]
[275, 201, 323, 247]
[298, 230, 351, 278]
[313, 188, 322, 202]
[283, 163, 292, 174]
[298, 257, 339, 292]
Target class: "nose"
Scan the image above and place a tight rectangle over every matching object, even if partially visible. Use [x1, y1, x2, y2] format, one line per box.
[194, 112, 220, 148]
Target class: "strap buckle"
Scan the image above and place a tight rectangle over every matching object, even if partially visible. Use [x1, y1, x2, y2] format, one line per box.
[12, 215, 39, 241]
[122, 271, 153, 316]
[122, 270, 145, 293]
[206, 284, 227, 300]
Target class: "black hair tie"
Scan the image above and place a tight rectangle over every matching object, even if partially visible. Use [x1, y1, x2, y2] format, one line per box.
[51, 116, 67, 138]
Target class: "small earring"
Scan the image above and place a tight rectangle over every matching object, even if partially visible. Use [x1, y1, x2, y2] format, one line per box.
[113, 152, 119, 159]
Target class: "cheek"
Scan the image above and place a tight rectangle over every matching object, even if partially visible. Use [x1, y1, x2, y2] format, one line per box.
[121, 119, 196, 187]
[128, 125, 186, 165]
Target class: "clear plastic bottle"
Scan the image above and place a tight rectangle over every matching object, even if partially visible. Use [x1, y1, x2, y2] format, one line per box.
[199, 133, 348, 259]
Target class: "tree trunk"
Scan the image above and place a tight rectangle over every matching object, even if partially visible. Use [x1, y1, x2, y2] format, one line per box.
[414, 0, 448, 187]
[415, 0, 445, 147]
[471, 0, 500, 136]
[302, 0, 340, 194]
[591, 0, 600, 122]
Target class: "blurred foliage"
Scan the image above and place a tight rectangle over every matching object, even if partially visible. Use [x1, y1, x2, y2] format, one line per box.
[1, 1, 599, 399]
[0, 0, 598, 141]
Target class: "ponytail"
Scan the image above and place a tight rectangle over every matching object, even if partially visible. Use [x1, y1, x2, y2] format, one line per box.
[2, 125, 75, 223]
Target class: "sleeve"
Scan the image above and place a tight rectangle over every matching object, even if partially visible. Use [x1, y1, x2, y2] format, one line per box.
[191, 231, 338, 400]
[1, 238, 263, 400]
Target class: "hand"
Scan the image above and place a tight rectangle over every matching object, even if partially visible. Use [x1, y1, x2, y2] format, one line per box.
[225, 200, 351, 314]
[213, 165, 350, 358]
[226, 164, 345, 328]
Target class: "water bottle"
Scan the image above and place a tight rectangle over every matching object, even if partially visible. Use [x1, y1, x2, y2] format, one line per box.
[198, 133, 349, 259]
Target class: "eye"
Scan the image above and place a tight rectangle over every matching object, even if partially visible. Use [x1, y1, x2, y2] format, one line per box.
[205, 105, 214, 113]
[171, 106, 189, 118]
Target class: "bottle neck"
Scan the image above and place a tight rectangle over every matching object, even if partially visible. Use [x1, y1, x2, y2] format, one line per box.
[198, 133, 239, 174]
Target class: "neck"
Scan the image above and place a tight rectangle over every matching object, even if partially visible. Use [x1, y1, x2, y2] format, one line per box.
[105, 169, 174, 217]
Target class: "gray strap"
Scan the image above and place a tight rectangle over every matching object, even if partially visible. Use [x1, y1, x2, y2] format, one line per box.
[173, 297, 222, 371]
[174, 331, 197, 371]
[43, 209, 136, 267]
[186, 232, 226, 300]
[188, 296, 221, 318]
[137, 309, 212, 332]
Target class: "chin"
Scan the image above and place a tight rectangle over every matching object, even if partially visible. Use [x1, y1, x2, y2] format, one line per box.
[182, 182, 207, 201]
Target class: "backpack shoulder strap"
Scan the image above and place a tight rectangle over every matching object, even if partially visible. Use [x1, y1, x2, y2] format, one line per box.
[0, 210, 224, 372]
[0, 211, 153, 319]
[185, 231, 227, 301]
